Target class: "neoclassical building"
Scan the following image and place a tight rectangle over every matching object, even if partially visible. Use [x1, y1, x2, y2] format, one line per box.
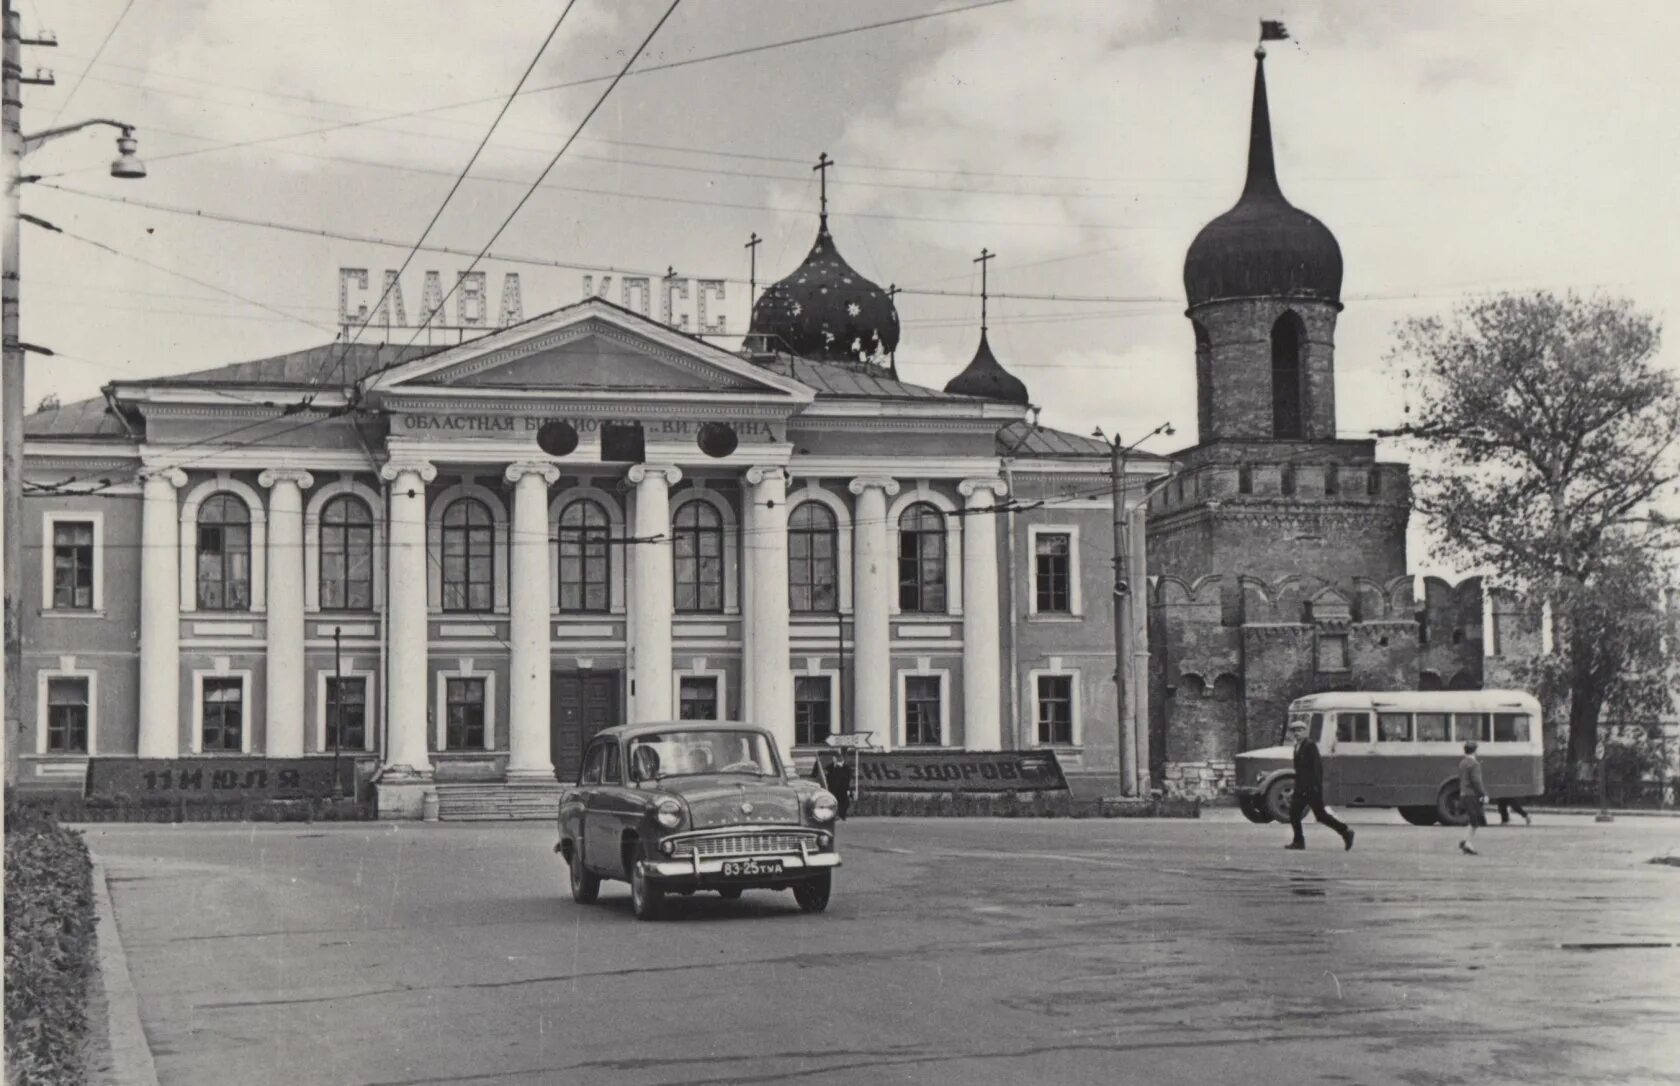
[20, 205, 1165, 811]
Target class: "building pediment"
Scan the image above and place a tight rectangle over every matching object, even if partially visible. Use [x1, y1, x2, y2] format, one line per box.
[367, 299, 813, 404]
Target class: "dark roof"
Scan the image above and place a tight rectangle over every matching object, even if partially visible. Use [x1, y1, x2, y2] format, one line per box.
[757, 355, 984, 402]
[997, 422, 1169, 462]
[137, 342, 440, 389]
[943, 331, 1029, 405]
[23, 397, 130, 439]
[1183, 53, 1342, 308]
[749, 217, 900, 364]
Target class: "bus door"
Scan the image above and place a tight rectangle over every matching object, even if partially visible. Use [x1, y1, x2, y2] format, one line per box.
[1326, 711, 1376, 805]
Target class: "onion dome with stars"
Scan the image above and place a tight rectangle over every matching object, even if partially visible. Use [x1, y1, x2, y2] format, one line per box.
[1182, 46, 1343, 309]
[943, 248, 1029, 405]
[748, 154, 901, 366]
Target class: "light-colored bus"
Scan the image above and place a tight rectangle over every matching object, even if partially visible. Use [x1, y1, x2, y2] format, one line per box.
[1234, 690, 1545, 827]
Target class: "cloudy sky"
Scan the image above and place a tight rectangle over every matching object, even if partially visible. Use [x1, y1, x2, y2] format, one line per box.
[16, 0, 1680, 564]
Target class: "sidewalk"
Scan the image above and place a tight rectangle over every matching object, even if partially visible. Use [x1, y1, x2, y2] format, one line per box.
[1524, 806, 1680, 819]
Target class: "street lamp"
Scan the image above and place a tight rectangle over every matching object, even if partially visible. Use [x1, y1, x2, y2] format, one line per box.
[4, 1, 147, 785]
[1092, 422, 1175, 798]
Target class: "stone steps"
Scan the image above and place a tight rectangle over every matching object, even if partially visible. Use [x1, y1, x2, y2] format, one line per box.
[434, 781, 563, 822]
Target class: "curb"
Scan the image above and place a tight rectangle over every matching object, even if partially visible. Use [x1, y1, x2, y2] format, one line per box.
[90, 864, 161, 1086]
[1523, 807, 1680, 820]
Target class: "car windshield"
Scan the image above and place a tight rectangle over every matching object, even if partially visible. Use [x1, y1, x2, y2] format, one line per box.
[627, 729, 782, 781]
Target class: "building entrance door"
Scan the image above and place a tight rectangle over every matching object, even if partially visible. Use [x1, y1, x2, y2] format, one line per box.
[552, 671, 621, 783]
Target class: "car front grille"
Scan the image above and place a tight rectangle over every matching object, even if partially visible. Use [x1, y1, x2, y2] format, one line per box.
[671, 831, 818, 858]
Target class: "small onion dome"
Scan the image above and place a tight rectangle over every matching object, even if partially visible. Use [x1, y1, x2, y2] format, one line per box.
[749, 218, 900, 364]
[1183, 52, 1342, 308]
[944, 330, 1029, 405]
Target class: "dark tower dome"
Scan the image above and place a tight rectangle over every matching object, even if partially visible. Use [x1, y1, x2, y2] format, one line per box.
[944, 330, 1029, 405]
[749, 217, 900, 365]
[1183, 51, 1342, 309]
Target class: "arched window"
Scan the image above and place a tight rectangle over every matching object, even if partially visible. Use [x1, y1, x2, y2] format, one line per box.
[196, 493, 252, 611]
[1271, 311, 1304, 439]
[319, 495, 374, 611]
[557, 499, 611, 613]
[673, 500, 723, 613]
[897, 502, 947, 613]
[441, 499, 494, 612]
[788, 502, 839, 613]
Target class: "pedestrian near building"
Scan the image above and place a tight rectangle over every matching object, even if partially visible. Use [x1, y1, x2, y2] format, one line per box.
[812, 752, 853, 820]
[1284, 719, 1354, 851]
[1458, 741, 1491, 854]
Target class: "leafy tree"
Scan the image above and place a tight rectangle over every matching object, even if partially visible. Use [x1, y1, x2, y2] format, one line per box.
[1388, 291, 1680, 775]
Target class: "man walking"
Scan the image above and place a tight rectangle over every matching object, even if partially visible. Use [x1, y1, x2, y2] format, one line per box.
[1458, 740, 1491, 854]
[1284, 718, 1354, 851]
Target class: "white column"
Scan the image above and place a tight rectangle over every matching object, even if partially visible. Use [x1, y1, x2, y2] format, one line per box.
[505, 461, 560, 779]
[381, 458, 437, 777]
[745, 466, 792, 753]
[958, 478, 1007, 751]
[138, 467, 187, 758]
[848, 476, 899, 751]
[259, 468, 313, 757]
[627, 464, 681, 722]
[1128, 500, 1152, 792]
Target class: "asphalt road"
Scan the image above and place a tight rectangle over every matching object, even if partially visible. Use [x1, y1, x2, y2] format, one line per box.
[84, 810, 1680, 1086]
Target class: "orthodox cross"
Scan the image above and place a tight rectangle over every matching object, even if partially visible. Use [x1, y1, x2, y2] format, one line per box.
[813, 152, 833, 220]
[745, 232, 762, 303]
[974, 247, 995, 332]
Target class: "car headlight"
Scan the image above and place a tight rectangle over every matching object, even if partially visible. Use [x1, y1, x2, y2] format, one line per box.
[655, 797, 684, 829]
[809, 791, 838, 823]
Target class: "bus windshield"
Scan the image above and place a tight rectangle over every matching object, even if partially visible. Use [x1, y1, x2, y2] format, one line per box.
[1286, 713, 1324, 743]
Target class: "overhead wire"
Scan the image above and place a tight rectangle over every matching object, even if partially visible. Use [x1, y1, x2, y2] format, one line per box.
[39, 0, 1015, 180]
[316, 0, 584, 392]
[43, 0, 138, 125]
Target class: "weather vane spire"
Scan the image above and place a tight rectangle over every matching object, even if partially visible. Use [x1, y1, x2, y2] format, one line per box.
[1257, 18, 1289, 58]
[974, 247, 995, 333]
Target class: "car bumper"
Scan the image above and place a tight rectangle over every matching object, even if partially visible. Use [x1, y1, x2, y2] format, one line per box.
[641, 850, 841, 886]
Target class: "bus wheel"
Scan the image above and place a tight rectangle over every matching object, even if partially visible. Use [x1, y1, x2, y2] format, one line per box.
[1434, 784, 1469, 827]
[1238, 796, 1272, 824]
[1263, 776, 1295, 824]
[1398, 806, 1440, 826]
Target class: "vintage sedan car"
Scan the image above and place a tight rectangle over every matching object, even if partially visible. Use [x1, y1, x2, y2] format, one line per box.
[555, 721, 841, 920]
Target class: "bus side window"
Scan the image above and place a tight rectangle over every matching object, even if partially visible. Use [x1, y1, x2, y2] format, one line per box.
[1492, 713, 1531, 742]
[1377, 713, 1412, 742]
[1453, 713, 1486, 743]
[1336, 712, 1371, 743]
[1415, 712, 1450, 742]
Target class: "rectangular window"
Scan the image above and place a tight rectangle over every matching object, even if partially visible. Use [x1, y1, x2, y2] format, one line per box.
[1453, 713, 1487, 743]
[201, 678, 244, 752]
[1033, 533, 1071, 614]
[1280, 466, 1296, 496]
[679, 676, 719, 721]
[1367, 470, 1382, 496]
[1377, 712, 1412, 742]
[1325, 467, 1339, 496]
[1237, 464, 1253, 494]
[1035, 675, 1074, 745]
[51, 521, 96, 610]
[45, 677, 90, 753]
[1316, 633, 1349, 672]
[794, 676, 833, 746]
[580, 742, 605, 785]
[445, 678, 486, 750]
[1414, 712, 1450, 742]
[1492, 713, 1531, 742]
[324, 676, 367, 751]
[1335, 711, 1371, 744]
[904, 676, 942, 746]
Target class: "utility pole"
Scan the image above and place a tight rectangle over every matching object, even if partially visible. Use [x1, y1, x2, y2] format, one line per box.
[3, 0, 143, 786]
[1095, 422, 1174, 799]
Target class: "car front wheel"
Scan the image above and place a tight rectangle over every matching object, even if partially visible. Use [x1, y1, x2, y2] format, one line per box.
[792, 871, 832, 913]
[1435, 783, 1469, 827]
[1238, 795, 1272, 824]
[630, 861, 663, 921]
[1398, 805, 1440, 827]
[567, 842, 600, 904]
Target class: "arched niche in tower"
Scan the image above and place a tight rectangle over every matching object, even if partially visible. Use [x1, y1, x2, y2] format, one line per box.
[1192, 319, 1212, 440]
[1270, 310, 1306, 439]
